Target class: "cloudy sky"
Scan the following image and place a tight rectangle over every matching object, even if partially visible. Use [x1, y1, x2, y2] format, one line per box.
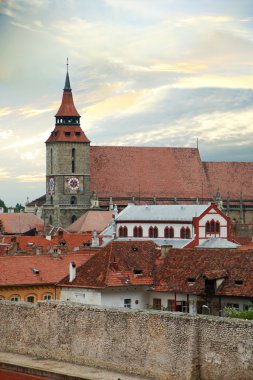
[1, 0, 253, 207]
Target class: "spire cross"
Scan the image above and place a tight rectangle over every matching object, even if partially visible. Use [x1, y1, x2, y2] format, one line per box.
[66, 57, 69, 72]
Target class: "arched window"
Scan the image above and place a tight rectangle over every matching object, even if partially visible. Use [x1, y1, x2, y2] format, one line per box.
[154, 226, 158, 238]
[26, 295, 36, 303]
[10, 295, 20, 302]
[211, 220, 215, 233]
[169, 227, 174, 238]
[43, 293, 53, 301]
[180, 227, 185, 239]
[186, 227, 191, 239]
[205, 221, 210, 234]
[149, 226, 154, 238]
[72, 148, 76, 173]
[50, 148, 53, 174]
[71, 215, 77, 224]
[138, 226, 143, 237]
[216, 221, 220, 234]
[123, 226, 128, 237]
[164, 227, 169, 238]
[70, 196, 77, 205]
[133, 226, 138, 237]
[119, 226, 123, 237]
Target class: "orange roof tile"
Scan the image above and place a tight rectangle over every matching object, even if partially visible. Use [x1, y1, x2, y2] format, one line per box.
[60, 240, 157, 288]
[66, 211, 114, 233]
[0, 214, 44, 234]
[0, 253, 93, 286]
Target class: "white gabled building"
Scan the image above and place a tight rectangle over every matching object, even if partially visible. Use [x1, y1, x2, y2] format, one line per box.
[114, 202, 233, 248]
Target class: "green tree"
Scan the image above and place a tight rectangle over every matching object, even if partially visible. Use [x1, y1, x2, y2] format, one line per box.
[0, 199, 7, 213]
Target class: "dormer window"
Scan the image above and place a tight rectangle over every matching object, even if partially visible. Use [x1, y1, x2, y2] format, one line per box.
[235, 280, 244, 286]
[187, 278, 196, 285]
[134, 269, 143, 276]
[75, 132, 81, 136]
[65, 132, 71, 137]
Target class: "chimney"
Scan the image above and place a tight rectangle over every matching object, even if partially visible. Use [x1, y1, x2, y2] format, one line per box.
[69, 262, 76, 282]
[160, 245, 172, 258]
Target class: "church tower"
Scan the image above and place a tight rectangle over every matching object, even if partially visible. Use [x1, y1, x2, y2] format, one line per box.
[43, 65, 90, 229]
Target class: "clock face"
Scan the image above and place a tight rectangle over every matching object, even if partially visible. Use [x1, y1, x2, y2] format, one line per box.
[48, 177, 55, 195]
[68, 177, 80, 190]
[64, 176, 84, 194]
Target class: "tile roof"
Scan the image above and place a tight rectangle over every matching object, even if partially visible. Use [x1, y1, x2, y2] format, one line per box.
[0, 253, 93, 286]
[66, 211, 113, 233]
[55, 89, 80, 117]
[0, 214, 44, 234]
[116, 203, 209, 221]
[45, 125, 90, 143]
[90, 146, 212, 199]
[60, 240, 158, 288]
[203, 162, 253, 200]
[154, 248, 253, 297]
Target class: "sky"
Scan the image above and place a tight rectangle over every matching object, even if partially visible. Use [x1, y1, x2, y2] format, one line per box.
[0, 0, 253, 207]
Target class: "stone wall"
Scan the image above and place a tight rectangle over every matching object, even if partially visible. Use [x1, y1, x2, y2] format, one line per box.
[0, 302, 253, 380]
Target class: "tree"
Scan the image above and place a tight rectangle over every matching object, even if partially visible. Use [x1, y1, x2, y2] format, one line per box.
[0, 199, 7, 213]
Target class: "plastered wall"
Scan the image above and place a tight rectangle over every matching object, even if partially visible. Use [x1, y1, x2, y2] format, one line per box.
[0, 302, 253, 380]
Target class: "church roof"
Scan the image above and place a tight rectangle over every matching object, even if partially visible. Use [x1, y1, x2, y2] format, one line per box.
[45, 125, 90, 143]
[55, 71, 80, 117]
[90, 146, 212, 199]
[204, 161, 253, 200]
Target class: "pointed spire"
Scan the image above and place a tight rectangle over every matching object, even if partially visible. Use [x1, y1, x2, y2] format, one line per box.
[64, 58, 71, 91]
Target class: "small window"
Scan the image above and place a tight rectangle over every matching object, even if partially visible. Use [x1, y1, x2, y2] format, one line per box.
[43, 294, 52, 301]
[138, 226, 143, 237]
[235, 280, 244, 286]
[169, 227, 174, 238]
[154, 226, 158, 238]
[186, 227, 191, 239]
[123, 226, 128, 237]
[205, 221, 210, 234]
[70, 196, 77, 205]
[119, 226, 124, 237]
[167, 300, 174, 311]
[164, 227, 169, 238]
[153, 298, 161, 310]
[227, 303, 239, 309]
[27, 295, 36, 303]
[211, 220, 215, 233]
[187, 277, 196, 284]
[124, 299, 131, 308]
[216, 221, 220, 234]
[10, 295, 20, 302]
[133, 226, 138, 237]
[75, 132, 81, 136]
[65, 132, 71, 137]
[134, 269, 143, 276]
[149, 226, 154, 238]
[180, 227, 185, 239]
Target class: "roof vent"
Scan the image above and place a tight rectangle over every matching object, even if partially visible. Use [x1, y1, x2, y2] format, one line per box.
[32, 268, 40, 275]
[27, 242, 34, 247]
[132, 246, 138, 252]
[134, 269, 143, 276]
[235, 280, 244, 286]
[187, 277, 196, 285]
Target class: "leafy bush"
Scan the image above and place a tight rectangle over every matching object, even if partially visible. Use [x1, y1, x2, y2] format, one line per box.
[223, 304, 253, 320]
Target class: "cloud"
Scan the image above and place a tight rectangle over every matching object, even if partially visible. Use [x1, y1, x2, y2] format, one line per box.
[0, 107, 13, 117]
[0, 168, 11, 180]
[16, 173, 45, 183]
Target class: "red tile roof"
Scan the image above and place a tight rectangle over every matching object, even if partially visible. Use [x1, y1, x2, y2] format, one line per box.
[51, 232, 92, 252]
[60, 240, 158, 288]
[90, 146, 212, 199]
[204, 162, 253, 200]
[45, 125, 90, 143]
[0, 214, 44, 234]
[66, 211, 114, 233]
[154, 248, 253, 297]
[55, 90, 80, 117]
[0, 253, 93, 286]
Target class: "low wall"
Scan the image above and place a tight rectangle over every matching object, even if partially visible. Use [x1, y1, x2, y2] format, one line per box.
[0, 301, 253, 380]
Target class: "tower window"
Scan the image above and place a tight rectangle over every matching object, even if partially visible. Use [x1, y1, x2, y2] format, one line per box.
[71, 215, 77, 224]
[70, 196, 77, 205]
[72, 148, 76, 173]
